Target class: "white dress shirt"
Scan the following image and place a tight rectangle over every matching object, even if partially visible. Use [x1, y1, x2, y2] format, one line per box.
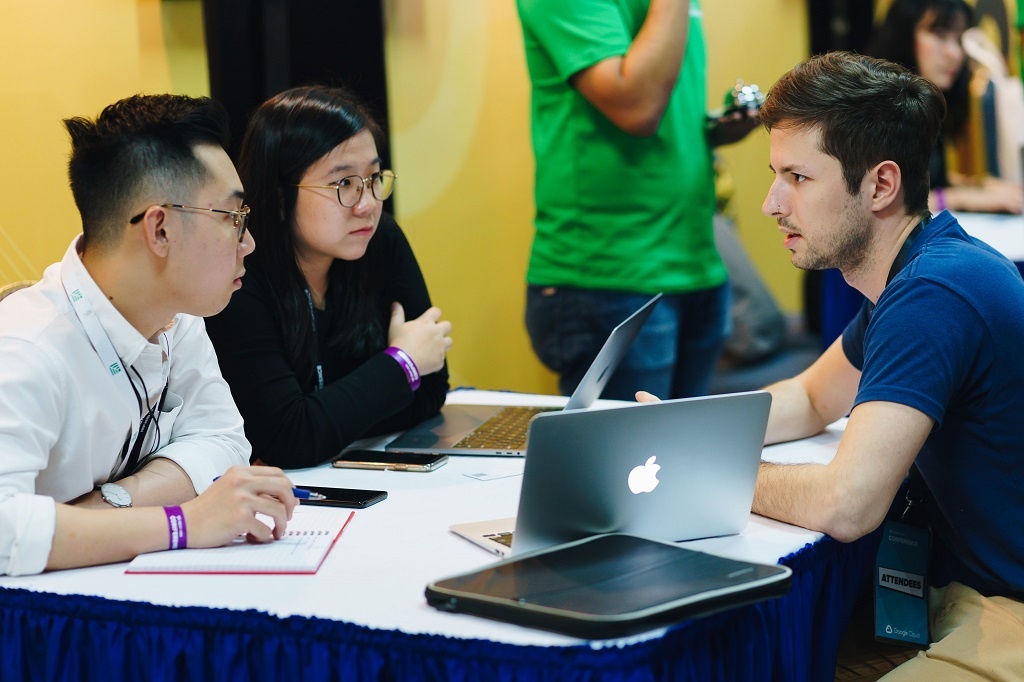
[0, 237, 250, 575]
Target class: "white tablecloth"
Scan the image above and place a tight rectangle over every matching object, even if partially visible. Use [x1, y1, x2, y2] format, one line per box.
[0, 389, 844, 648]
[954, 210, 1024, 262]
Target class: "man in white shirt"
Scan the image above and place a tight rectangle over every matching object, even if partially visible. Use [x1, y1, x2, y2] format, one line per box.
[0, 94, 297, 576]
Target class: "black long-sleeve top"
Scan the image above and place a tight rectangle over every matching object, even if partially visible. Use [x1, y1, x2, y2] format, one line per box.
[205, 215, 449, 468]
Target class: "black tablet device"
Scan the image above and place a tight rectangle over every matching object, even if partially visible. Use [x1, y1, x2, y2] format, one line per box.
[426, 533, 792, 639]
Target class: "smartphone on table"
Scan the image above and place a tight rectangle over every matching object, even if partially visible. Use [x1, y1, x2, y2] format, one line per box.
[332, 449, 449, 472]
[299, 486, 387, 509]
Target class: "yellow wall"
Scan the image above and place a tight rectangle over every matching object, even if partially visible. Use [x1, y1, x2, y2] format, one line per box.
[2, 0, 808, 396]
[383, 2, 549, 393]
[0, 0, 207, 283]
[705, 0, 809, 316]
[384, 0, 809, 394]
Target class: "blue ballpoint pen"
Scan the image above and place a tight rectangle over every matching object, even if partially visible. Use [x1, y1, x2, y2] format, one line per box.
[293, 487, 328, 501]
[212, 476, 327, 500]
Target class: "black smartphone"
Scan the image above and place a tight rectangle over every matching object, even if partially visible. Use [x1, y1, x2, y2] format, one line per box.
[299, 485, 387, 509]
[332, 449, 449, 472]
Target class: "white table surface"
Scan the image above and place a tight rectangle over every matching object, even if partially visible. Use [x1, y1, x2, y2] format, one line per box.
[954, 210, 1024, 262]
[0, 390, 844, 647]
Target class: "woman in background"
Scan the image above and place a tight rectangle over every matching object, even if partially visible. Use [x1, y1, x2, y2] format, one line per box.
[206, 86, 452, 469]
[867, 0, 1023, 214]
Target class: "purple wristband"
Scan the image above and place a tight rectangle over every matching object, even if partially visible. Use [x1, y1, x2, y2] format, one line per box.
[384, 346, 421, 391]
[164, 506, 187, 550]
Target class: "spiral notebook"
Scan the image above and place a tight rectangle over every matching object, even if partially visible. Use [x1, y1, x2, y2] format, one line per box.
[125, 506, 354, 575]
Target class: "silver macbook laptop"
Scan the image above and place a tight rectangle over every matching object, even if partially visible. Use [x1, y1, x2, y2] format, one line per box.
[450, 391, 771, 557]
[385, 293, 662, 456]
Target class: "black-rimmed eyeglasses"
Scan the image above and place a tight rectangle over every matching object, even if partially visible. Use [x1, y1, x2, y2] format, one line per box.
[129, 204, 251, 243]
[295, 170, 396, 208]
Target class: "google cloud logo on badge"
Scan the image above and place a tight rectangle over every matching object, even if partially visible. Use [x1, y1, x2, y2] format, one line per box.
[627, 455, 661, 494]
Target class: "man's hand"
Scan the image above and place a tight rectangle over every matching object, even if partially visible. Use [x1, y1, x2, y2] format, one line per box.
[707, 109, 761, 147]
[48, 465, 299, 571]
[181, 465, 297, 547]
[635, 391, 661, 403]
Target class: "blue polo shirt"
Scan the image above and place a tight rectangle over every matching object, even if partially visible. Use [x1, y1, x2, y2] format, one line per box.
[843, 210, 1024, 598]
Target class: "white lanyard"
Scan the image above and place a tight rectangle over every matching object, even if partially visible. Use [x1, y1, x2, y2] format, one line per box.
[59, 261, 170, 457]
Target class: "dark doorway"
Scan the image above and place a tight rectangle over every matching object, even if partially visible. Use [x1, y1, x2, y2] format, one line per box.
[808, 0, 876, 56]
[202, 0, 389, 162]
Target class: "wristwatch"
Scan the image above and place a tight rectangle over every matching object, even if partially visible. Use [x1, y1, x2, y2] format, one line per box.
[99, 482, 133, 508]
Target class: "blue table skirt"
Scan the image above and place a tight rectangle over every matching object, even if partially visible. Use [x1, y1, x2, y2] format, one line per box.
[0, 530, 879, 682]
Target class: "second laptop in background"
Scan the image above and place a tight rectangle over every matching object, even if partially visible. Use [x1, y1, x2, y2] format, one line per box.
[383, 293, 663, 457]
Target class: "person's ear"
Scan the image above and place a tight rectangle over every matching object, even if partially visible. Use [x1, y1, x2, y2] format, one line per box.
[138, 206, 171, 257]
[868, 160, 901, 212]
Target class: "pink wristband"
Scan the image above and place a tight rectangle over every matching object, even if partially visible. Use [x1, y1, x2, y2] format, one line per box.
[384, 346, 421, 391]
[164, 506, 187, 550]
[934, 187, 946, 211]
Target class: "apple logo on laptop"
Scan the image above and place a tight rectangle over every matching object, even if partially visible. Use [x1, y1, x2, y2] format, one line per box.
[627, 456, 661, 494]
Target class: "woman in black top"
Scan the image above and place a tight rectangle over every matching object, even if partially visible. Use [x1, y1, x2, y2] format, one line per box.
[866, 0, 1022, 214]
[206, 86, 452, 468]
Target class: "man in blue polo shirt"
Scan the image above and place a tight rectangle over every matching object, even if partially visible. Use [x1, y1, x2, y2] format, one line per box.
[643, 50, 1023, 677]
[747, 52, 1023, 677]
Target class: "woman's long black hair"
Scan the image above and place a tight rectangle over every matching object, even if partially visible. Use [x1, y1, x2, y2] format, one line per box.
[865, 0, 973, 137]
[238, 86, 388, 387]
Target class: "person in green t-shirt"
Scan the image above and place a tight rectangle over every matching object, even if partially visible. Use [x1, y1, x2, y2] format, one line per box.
[1015, 0, 1024, 87]
[517, 0, 757, 399]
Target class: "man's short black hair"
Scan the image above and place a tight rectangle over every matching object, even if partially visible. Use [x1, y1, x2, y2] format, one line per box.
[64, 94, 230, 250]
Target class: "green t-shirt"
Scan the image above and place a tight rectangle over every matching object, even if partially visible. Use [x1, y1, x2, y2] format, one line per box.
[517, 0, 726, 294]
[1015, 2, 1024, 81]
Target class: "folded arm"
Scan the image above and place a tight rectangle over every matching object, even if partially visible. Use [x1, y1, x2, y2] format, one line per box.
[570, 0, 690, 135]
[754, 401, 932, 541]
[205, 217, 448, 468]
[47, 466, 297, 571]
[755, 338, 933, 541]
[763, 337, 860, 444]
[0, 317, 258, 576]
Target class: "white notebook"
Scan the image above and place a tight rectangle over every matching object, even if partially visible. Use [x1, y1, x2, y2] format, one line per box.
[126, 506, 354, 575]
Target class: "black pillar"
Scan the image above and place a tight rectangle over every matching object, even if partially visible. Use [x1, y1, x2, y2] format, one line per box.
[202, 0, 390, 163]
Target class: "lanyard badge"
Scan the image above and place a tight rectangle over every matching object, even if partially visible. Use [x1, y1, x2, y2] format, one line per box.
[874, 487, 931, 646]
[874, 218, 933, 648]
[60, 261, 170, 478]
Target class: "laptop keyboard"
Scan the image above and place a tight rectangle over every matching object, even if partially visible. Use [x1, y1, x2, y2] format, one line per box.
[451, 406, 556, 450]
[483, 531, 514, 547]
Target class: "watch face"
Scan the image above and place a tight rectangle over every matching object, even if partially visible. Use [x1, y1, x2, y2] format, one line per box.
[101, 482, 132, 508]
